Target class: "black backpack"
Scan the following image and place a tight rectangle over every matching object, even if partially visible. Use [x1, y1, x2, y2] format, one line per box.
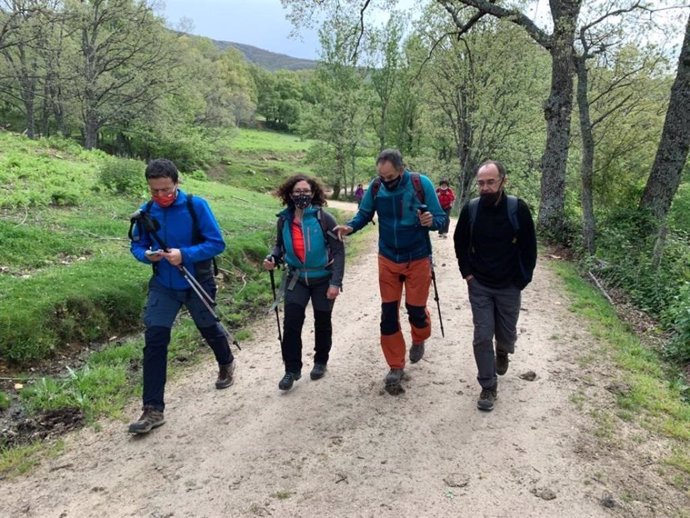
[468, 195, 520, 244]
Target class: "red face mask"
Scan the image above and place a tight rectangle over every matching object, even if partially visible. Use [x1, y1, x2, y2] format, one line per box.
[152, 189, 177, 208]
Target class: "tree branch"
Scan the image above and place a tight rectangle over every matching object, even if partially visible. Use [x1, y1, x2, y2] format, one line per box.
[436, 0, 551, 49]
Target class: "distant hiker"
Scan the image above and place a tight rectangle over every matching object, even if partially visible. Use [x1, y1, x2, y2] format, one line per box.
[453, 160, 537, 412]
[263, 174, 345, 391]
[354, 183, 364, 207]
[128, 158, 234, 434]
[435, 179, 455, 238]
[334, 149, 447, 394]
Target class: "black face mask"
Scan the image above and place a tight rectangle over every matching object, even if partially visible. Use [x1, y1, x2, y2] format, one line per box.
[381, 177, 401, 190]
[291, 193, 312, 209]
[480, 191, 502, 207]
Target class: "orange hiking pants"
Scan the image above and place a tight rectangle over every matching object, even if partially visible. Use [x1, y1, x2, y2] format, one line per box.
[378, 255, 432, 369]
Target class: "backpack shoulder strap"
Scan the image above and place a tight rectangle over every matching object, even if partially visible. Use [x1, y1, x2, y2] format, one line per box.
[186, 194, 201, 242]
[410, 172, 425, 203]
[468, 197, 479, 244]
[370, 177, 381, 201]
[506, 195, 519, 233]
[316, 208, 327, 239]
[186, 193, 218, 276]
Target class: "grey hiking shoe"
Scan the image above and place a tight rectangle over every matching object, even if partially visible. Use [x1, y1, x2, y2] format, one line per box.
[409, 342, 425, 363]
[384, 368, 405, 395]
[477, 386, 498, 411]
[278, 371, 301, 391]
[310, 363, 327, 380]
[215, 361, 235, 389]
[128, 406, 165, 434]
[496, 353, 509, 376]
[385, 368, 404, 385]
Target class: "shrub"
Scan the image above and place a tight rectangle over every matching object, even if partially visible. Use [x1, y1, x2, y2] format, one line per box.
[98, 159, 145, 195]
[0, 392, 9, 412]
[50, 189, 80, 207]
[187, 169, 208, 181]
[662, 282, 690, 364]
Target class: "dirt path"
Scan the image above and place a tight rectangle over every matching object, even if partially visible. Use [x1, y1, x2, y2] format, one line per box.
[1, 201, 686, 517]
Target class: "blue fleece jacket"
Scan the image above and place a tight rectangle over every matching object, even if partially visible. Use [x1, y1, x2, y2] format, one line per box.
[130, 190, 225, 291]
[347, 170, 447, 263]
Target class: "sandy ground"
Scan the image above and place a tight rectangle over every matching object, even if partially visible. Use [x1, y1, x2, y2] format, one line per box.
[1, 200, 688, 517]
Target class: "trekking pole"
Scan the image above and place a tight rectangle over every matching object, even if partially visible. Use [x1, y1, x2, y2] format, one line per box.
[135, 211, 240, 349]
[419, 204, 445, 337]
[430, 266, 445, 337]
[269, 268, 283, 344]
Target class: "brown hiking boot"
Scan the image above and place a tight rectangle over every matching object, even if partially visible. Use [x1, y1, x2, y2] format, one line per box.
[128, 406, 165, 434]
[216, 361, 235, 389]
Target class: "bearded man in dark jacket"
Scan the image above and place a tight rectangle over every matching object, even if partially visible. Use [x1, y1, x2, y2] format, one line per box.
[454, 160, 537, 412]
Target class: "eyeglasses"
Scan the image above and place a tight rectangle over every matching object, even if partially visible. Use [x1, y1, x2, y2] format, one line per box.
[292, 190, 312, 195]
[149, 186, 176, 195]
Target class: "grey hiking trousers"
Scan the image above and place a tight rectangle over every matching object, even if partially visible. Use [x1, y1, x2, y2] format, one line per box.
[467, 278, 521, 389]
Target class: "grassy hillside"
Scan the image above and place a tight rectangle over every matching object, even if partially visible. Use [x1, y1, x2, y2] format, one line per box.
[210, 39, 318, 71]
[213, 128, 316, 192]
[0, 130, 284, 365]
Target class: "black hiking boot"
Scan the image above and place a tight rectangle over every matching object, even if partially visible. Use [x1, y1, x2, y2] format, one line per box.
[496, 353, 509, 376]
[278, 371, 301, 391]
[310, 363, 327, 380]
[409, 342, 425, 363]
[215, 361, 235, 389]
[477, 386, 498, 412]
[128, 406, 165, 434]
[384, 368, 405, 395]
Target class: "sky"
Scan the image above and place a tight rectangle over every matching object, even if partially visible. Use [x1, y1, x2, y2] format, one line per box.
[160, 1, 687, 63]
[161, 0, 322, 60]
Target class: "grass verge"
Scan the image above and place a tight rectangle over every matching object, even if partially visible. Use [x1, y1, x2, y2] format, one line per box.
[552, 260, 690, 485]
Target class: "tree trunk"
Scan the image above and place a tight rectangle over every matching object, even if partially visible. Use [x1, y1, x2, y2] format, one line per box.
[639, 14, 690, 222]
[537, 3, 580, 239]
[575, 56, 596, 254]
[84, 111, 99, 150]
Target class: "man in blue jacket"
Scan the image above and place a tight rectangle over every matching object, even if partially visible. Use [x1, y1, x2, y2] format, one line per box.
[128, 159, 234, 434]
[335, 149, 447, 394]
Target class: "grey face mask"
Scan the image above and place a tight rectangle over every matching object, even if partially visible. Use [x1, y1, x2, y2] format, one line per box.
[291, 193, 312, 209]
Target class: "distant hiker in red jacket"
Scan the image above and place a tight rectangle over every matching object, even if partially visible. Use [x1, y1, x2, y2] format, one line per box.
[436, 179, 455, 238]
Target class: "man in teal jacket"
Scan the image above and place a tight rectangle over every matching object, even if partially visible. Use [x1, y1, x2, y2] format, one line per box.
[335, 149, 446, 393]
[128, 159, 234, 434]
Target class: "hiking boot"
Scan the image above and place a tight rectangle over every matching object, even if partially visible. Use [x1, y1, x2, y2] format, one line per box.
[128, 406, 165, 434]
[310, 363, 327, 380]
[215, 361, 235, 389]
[278, 371, 301, 391]
[384, 368, 405, 395]
[496, 353, 509, 376]
[477, 386, 498, 412]
[409, 342, 425, 363]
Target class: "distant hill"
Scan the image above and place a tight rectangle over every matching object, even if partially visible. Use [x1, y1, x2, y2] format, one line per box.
[211, 39, 318, 71]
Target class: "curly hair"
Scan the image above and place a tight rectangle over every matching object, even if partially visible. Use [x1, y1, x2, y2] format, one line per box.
[275, 174, 328, 208]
